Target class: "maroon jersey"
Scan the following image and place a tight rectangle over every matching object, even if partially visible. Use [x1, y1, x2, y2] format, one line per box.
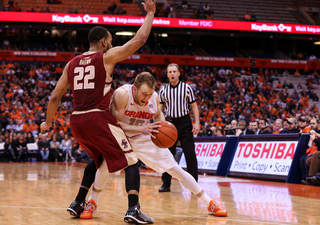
[68, 52, 112, 112]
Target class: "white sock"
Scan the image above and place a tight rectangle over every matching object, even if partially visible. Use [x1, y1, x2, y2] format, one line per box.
[198, 192, 212, 207]
[89, 189, 100, 203]
[89, 159, 110, 204]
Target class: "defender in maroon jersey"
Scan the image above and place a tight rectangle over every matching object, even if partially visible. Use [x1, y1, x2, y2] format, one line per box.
[40, 0, 158, 223]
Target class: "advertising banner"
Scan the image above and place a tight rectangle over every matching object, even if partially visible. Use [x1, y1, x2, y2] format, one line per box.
[179, 142, 225, 171]
[0, 51, 74, 62]
[2, 12, 320, 35]
[229, 141, 298, 176]
[2, 51, 320, 70]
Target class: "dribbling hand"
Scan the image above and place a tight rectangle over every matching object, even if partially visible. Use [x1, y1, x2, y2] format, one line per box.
[140, 121, 161, 138]
[141, 0, 157, 14]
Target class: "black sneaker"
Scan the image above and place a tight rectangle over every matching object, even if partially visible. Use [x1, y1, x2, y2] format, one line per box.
[158, 183, 171, 192]
[124, 204, 154, 224]
[67, 200, 86, 217]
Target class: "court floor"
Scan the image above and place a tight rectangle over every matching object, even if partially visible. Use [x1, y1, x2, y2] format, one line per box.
[0, 162, 319, 225]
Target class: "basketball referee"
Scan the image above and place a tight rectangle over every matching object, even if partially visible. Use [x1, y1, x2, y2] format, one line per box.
[158, 63, 200, 192]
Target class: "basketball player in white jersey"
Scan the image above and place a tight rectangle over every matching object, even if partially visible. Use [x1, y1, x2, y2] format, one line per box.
[87, 72, 227, 218]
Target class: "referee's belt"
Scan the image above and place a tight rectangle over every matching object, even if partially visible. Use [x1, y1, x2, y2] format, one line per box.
[166, 115, 189, 122]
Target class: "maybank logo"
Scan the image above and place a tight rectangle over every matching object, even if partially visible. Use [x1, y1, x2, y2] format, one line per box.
[52, 14, 99, 23]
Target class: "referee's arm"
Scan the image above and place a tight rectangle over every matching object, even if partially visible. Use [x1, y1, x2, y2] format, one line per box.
[190, 102, 200, 135]
[154, 96, 166, 122]
[159, 103, 164, 112]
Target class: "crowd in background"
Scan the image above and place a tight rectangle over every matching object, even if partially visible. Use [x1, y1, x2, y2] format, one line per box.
[1, 60, 320, 161]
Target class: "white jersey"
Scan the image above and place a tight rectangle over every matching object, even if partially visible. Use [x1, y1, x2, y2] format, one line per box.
[120, 84, 158, 137]
[116, 84, 177, 173]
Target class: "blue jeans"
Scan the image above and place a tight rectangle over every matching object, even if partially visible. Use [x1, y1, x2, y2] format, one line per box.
[40, 150, 50, 161]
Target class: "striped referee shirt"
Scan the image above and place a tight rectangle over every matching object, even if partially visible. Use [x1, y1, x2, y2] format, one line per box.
[159, 81, 197, 118]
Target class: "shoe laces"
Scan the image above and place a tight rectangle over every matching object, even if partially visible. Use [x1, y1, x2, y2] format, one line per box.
[210, 202, 224, 212]
[84, 202, 96, 212]
[137, 209, 152, 221]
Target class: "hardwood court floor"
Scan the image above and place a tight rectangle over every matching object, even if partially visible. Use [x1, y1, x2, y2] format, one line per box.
[0, 162, 319, 225]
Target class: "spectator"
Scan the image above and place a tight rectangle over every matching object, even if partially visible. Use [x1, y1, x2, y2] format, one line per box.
[6, 120, 16, 132]
[272, 119, 283, 134]
[4, 135, 16, 162]
[16, 134, 28, 161]
[294, 69, 300, 77]
[251, 13, 256, 21]
[168, 5, 176, 18]
[215, 127, 225, 136]
[276, 81, 282, 88]
[251, 120, 259, 134]
[26, 132, 35, 143]
[282, 81, 289, 89]
[60, 132, 74, 162]
[309, 54, 317, 61]
[299, 116, 311, 133]
[203, 3, 213, 19]
[245, 12, 251, 21]
[236, 120, 254, 135]
[74, 145, 91, 163]
[15, 119, 24, 132]
[50, 133, 61, 161]
[115, 5, 127, 15]
[282, 69, 289, 77]
[44, 7, 50, 12]
[38, 133, 50, 161]
[257, 118, 272, 134]
[282, 118, 299, 133]
[181, 0, 188, 10]
[198, 2, 204, 19]
[4, 1, 11, 11]
[301, 129, 320, 185]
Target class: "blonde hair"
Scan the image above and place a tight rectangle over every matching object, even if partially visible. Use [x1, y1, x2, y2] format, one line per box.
[134, 72, 156, 89]
[166, 63, 179, 71]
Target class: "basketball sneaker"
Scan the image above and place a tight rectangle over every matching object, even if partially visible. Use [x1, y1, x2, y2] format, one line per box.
[80, 199, 97, 219]
[208, 200, 227, 217]
[124, 203, 154, 224]
[67, 199, 86, 217]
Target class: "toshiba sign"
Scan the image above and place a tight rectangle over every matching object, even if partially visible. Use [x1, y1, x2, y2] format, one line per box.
[230, 141, 298, 176]
[179, 142, 225, 171]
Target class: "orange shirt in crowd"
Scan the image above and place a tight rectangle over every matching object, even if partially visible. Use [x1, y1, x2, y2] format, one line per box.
[30, 123, 39, 132]
[300, 126, 311, 134]
[23, 124, 32, 132]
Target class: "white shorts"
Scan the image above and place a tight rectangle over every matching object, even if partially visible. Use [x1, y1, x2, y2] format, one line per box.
[129, 134, 177, 174]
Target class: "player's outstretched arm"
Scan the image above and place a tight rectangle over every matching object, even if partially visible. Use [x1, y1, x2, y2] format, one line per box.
[40, 63, 70, 133]
[104, 0, 156, 64]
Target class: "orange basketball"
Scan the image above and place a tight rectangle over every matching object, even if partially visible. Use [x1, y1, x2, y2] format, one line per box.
[151, 121, 178, 148]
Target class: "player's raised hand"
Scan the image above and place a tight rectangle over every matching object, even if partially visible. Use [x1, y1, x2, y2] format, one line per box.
[141, 0, 157, 14]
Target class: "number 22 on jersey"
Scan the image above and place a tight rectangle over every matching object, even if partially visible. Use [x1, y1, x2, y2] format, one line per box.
[74, 65, 95, 90]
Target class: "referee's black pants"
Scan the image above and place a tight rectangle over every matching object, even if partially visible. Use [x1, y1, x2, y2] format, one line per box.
[161, 115, 198, 187]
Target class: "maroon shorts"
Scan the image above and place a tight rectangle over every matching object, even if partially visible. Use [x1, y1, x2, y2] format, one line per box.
[70, 110, 136, 173]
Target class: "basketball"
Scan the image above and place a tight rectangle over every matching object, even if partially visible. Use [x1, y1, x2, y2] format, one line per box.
[151, 121, 178, 148]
